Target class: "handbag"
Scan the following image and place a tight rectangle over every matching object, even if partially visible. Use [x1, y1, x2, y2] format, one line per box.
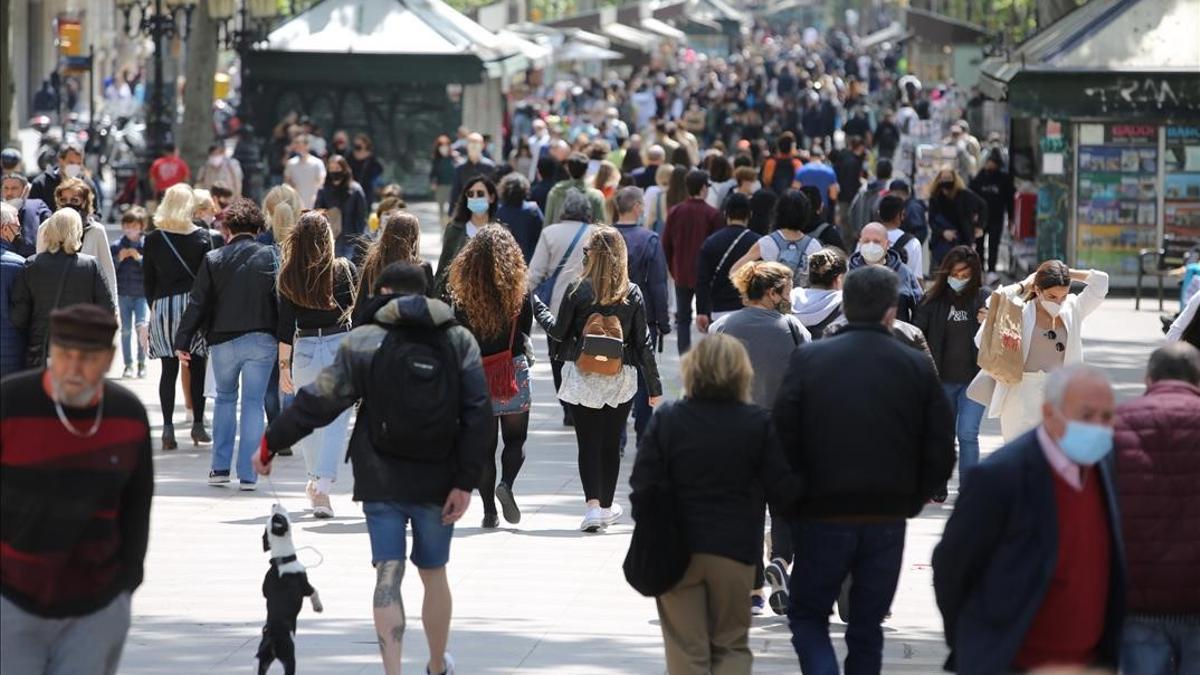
[976, 289, 1024, 385]
[534, 223, 587, 304]
[492, 355, 531, 416]
[623, 404, 690, 597]
[481, 318, 520, 402]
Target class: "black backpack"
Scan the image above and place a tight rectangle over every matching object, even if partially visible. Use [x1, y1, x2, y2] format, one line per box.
[364, 324, 462, 461]
[894, 232, 916, 265]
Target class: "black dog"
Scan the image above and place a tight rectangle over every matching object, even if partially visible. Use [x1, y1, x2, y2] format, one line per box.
[258, 504, 322, 675]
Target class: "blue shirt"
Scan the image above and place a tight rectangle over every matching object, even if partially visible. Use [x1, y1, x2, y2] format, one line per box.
[0, 241, 26, 377]
[796, 162, 838, 210]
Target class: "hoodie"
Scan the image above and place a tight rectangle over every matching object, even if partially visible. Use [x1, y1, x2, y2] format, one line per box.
[849, 248, 924, 322]
[791, 287, 843, 337]
[265, 294, 492, 504]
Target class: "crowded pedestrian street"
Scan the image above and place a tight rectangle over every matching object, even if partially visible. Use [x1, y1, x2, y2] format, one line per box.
[5, 0, 1200, 674]
[62, 202, 1156, 675]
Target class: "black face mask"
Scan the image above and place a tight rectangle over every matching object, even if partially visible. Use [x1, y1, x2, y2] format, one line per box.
[939, 182, 954, 191]
[67, 204, 88, 218]
[330, 172, 347, 184]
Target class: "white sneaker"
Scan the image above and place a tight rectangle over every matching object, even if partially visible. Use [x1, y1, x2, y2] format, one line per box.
[580, 507, 605, 533]
[426, 652, 455, 675]
[601, 503, 624, 525]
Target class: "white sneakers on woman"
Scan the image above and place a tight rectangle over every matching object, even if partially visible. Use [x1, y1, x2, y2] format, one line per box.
[580, 503, 623, 533]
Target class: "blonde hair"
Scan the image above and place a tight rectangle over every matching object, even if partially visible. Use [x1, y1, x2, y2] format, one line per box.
[681, 333, 753, 403]
[191, 188, 216, 216]
[580, 226, 629, 306]
[154, 183, 197, 233]
[933, 167, 966, 198]
[262, 184, 302, 243]
[41, 208, 84, 254]
[655, 164, 674, 188]
[730, 261, 793, 302]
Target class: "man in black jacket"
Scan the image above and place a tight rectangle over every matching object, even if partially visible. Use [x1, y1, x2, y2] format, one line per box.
[255, 262, 490, 675]
[175, 198, 279, 489]
[773, 265, 955, 673]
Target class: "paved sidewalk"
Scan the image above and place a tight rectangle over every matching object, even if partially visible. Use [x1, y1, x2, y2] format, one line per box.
[112, 203, 1166, 673]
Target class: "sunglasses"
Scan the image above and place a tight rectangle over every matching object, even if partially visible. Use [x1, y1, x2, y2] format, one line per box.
[1042, 330, 1066, 353]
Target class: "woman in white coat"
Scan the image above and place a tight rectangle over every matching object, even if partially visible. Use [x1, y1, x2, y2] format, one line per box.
[976, 260, 1109, 440]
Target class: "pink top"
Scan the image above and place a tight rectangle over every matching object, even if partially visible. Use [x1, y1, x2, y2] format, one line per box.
[1036, 425, 1083, 492]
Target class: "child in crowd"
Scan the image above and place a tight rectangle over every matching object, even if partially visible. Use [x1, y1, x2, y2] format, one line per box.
[112, 206, 149, 378]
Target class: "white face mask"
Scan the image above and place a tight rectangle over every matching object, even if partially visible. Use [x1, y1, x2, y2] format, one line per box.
[208, 155, 223, 167]
[1040, 297, 1063, 318]
[860, 242, 886, 263]
[5, 197, 23, 211]
[63, 163, 83, 179]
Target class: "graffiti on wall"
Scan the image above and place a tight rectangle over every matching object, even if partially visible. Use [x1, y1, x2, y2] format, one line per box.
[1082, 78, 1195, 114]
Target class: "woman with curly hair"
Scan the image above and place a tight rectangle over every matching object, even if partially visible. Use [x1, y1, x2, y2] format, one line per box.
[353, 211, 434, 325]
[277, 211, 357, 517]
[447, 225, 534, 529]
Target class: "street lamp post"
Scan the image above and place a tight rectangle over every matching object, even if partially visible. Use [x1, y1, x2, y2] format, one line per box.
[209, 0, 278, 201]
[116, 0, 195, 198]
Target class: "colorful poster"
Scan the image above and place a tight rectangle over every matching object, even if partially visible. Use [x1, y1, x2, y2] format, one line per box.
[1075, 124, 1160, 273]
[1164, 125, 1200, 238]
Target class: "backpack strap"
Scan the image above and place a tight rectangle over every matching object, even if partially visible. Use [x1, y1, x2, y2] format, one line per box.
[548, 223, 588, 289]
[811, 222, 831, 241]
[160, 231, 197, 280]
[712, 229, 753, 288]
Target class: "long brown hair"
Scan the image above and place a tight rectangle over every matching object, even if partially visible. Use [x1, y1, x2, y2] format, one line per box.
[447, 225, 528, 340]
[359, 211, 422, 301]
[580, 226, 629, 306]
[925, 245, 982, 304]
[278, 211, 350, 311]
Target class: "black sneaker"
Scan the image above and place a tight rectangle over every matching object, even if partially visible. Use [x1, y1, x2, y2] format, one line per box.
[931, 486, 949, 503]
[764, 558, 790, 615]
[208, 470, 231, 485]
[482, 512, 500, 529]
[495, 482, 521, 524]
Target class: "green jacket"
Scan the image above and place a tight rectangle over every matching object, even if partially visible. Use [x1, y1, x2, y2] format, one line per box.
[433, 221, 469, 300]
[543, 179, 607, 227]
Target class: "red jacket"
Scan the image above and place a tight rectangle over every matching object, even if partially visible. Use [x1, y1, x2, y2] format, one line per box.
[1113, 380, 1200, 615]
[662, 198, 724, 288]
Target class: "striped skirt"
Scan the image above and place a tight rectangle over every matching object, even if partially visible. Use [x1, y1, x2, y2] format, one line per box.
[148, 292, 208, 359]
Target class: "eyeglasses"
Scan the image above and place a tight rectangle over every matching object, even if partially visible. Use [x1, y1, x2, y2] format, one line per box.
[1042, 330, 1066, 353]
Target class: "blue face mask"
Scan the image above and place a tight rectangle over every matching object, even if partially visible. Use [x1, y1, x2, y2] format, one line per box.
[947, 276, 969, 293]
[467, 197, 489, 215]
[1058, 420, 1114, 466]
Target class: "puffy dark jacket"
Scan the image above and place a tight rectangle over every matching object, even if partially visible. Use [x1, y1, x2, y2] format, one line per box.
[174, 235, 278, 351]
[1114, 380, 1200, 615]
[847, 249, 924, 323]
[265, 294, 491, 504]
[773, 322, 955, 518]
[930, 188, 988, 265]
[630, 400, 802, 566]
[9, 251, 115, 368]
[314, 181, 368, 239]
[532, 278, 663, 397]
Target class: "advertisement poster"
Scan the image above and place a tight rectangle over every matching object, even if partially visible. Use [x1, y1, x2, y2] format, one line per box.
[1165, 125, 1200, 238]
[1075, 124, 1159, 274]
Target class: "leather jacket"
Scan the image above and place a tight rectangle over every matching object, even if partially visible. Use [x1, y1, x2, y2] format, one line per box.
[174, 234, 279, 351]
[533, 278, 663, 397]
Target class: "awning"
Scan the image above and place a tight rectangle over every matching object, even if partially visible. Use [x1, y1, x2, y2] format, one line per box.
[495, 29, 552, 68]
[858, 21, 907, 51]
[640, 16, 686, 41]
[556, 41, 624, 61]
[602, 22, 659, 51]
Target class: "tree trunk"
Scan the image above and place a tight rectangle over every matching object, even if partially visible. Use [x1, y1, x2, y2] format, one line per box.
[1, 0, 14, 146]
[178, 1, 217, 175]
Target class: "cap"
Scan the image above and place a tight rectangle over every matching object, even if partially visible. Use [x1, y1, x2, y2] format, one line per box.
[888, 179, 910, 193]
[1, 148, 20, 167]
[49, 304, 118, 351]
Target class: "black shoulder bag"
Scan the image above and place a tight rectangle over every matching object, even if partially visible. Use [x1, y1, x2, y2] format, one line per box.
[623, 404, 690, 597]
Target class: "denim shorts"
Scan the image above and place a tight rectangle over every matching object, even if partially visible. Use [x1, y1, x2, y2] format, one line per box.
[362, 501, 453, 569]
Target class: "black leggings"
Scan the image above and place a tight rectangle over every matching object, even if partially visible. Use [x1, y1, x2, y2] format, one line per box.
[570, 401, 632, 508]
[478, 412, 530, 515]
[159, 356, 206, 426]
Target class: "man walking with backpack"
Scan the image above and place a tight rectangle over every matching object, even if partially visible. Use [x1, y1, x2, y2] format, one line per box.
[255, 262, 491, 675]
[877, 195, 924, 282]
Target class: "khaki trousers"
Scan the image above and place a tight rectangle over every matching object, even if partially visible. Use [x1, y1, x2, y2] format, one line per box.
[655, 553, 755, 675]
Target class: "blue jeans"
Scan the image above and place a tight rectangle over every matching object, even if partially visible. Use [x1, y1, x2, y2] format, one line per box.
[942, 383, 985, 481]
[291, 333, 352, 481]
[787, 519, 906, 675]
[117, 295, 148, 366]
[1121, 616, 1200, 675]
[210, 332, 276, 483]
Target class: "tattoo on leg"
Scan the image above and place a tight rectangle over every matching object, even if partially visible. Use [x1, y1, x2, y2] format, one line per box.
[377, 633, 386, 654]
[373, 561, 405, 609]
[391, 625, 404, 644]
